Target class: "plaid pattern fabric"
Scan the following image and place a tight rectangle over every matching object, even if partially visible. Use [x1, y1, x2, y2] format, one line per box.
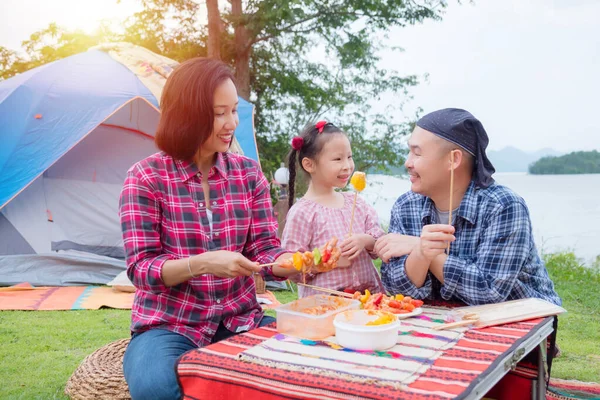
[382, 181, 561, 306]
[281, 192, 385, 297]
[119, 151, 286, 346]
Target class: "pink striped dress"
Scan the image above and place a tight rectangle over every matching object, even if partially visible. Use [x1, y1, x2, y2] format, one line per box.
[281, 192, 385, 298]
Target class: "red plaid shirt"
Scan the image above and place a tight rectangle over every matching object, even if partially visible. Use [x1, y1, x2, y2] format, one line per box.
[119, 151, 286, 346]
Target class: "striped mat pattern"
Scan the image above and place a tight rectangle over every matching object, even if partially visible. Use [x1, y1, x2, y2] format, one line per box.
[0, 283, 133, 310]
[177, 306, 551, 400]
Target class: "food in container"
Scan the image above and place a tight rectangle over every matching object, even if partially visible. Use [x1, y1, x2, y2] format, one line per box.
[334, 310, 401, 350]
[276, 295, 360, 339]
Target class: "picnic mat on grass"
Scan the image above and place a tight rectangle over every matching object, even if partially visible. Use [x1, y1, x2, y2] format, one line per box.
[0, 282, 134, 310]
[178, 307, 553, 400]
[257, 290, 281, 310]
[0, 283, 281, 311]
[547, 378, 600, 400]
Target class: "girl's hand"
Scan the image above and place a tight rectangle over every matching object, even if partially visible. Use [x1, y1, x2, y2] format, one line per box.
[340, 234, 371, 261]
[336, 256, 352, 268]
[192, 250, 261, 278]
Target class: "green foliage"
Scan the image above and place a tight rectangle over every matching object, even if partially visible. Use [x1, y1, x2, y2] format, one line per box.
[0, 23, 119, 80]
[529, 150, 600, 175]
[0, 0, 446, 191]
[0, 309, 130, 399]
[543, 252, 600, 381]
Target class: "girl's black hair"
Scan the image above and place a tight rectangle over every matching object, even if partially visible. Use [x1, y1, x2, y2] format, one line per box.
[287, 122, 345, 209]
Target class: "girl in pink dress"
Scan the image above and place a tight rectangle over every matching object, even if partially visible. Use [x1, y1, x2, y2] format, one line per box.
[281, 121, 385, 298]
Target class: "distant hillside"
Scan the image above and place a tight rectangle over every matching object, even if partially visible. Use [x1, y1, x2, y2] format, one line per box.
[488, 146, 563, 173]
[529, 150, 600, 174]
[369, 146, 565, 175]
[367, 164, 406, 175]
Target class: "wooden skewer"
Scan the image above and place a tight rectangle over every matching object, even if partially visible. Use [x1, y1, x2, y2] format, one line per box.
[258, 262, 280, 268]
[447, 150, 455, 253]
[302, 263, 306, 285]
[296, 283, 354, 298]
[348, 191, 358, 235]
[433, 318, 478, 331]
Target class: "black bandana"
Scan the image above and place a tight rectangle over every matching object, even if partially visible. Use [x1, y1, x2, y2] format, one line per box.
[416, 108, 496, 188]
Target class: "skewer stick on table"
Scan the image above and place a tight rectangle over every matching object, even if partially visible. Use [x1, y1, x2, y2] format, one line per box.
[296, 283, 354, 298]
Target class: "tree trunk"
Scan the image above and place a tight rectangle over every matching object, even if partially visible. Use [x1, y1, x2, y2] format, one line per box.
[206, 0, 221, 59]
[231, 0, 251, 100]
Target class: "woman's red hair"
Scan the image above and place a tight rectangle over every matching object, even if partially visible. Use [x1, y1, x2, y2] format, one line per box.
[155, 58, 236, 160]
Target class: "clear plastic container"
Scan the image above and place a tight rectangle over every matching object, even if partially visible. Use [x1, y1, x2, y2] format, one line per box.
[276, 294, 360, 340]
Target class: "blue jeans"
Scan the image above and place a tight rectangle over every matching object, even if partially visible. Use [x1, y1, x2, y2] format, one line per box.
[123, 315, 275, 400]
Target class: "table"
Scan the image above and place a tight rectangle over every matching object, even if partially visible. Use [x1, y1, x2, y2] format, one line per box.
[177, 309, 554, 400]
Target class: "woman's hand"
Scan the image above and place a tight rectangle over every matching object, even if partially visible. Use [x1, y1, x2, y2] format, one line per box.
[192, 250, 261, 278]
[340, 234, 372, 261]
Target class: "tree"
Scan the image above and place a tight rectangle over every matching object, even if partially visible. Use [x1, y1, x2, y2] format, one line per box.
[529, 150, 600, 175]
[118, 0, 445, 175]
[1, 0, 447, 183]
[0, 22, 119, 80]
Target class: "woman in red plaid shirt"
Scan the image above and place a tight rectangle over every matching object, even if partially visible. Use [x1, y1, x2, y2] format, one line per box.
[119, 58, 297, 400]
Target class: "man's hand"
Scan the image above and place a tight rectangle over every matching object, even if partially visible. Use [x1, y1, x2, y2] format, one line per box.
[374, 234, 419, 263]
[193, 250, 261, 278]
[418, 224, 455, 262]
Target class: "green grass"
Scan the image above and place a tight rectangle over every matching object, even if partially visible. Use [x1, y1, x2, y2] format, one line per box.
[543, 252, 600, 381]
[0, 253, 598, 399]
[0, 310, 130, 399]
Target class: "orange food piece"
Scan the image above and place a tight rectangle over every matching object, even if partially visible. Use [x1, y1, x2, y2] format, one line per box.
[402, 296, 412, 303]
[388, 300, 402, 309]
[411, 299, 424, 308]
[350, 171, 366, 192]
[403, 303, 416, 312]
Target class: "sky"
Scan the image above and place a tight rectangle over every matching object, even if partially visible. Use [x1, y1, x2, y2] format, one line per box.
[1, 0, 599, 153]
[380, 0, 600, 152]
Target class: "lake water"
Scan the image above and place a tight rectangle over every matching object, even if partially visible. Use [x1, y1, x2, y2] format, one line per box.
[362, 173, 600, 264]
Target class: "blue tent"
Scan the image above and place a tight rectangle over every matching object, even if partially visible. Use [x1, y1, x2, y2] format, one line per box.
[0, 49, 259, 286]
[0, 49, 258, 210]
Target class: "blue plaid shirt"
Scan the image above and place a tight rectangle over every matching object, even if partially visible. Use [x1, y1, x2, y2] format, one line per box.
[382, 181, 561, 306]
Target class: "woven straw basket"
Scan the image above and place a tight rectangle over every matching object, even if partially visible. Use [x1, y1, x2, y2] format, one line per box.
[65, 338, 131, 400]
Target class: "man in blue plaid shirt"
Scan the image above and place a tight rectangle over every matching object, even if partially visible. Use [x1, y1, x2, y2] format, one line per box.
[374, 109, 560, 306]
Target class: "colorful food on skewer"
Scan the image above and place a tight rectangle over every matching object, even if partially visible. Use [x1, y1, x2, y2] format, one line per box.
[280, 237, 342, 273]
[348, 171, 366, 234]
[350, 171, 367, 192]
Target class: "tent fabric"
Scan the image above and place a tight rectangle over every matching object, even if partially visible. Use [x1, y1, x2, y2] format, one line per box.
[0, 252, 127, 287]
[92, 42, 253, 159]
[0, 50, 158, 209]
[0, 46, 259, 286]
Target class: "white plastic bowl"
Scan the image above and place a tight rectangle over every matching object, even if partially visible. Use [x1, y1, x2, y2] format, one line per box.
[333, 310, 401, 351]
